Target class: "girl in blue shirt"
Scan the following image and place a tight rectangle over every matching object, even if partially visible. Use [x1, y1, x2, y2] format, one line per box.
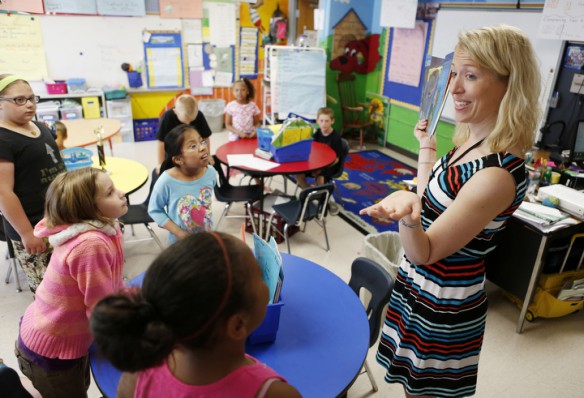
[148, 124, 217, 244]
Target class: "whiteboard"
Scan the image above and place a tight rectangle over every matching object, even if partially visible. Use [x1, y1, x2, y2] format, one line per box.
[39, 15, 182, 88]
[432, 9, 563, 122]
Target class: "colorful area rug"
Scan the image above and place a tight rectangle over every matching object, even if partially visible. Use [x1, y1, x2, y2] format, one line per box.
[334, 150, 417, 235]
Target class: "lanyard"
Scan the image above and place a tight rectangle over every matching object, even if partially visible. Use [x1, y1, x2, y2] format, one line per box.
[447, 138, 485, 167]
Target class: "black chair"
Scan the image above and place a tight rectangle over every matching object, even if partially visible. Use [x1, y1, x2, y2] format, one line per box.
[118, 168, 164, 251]
[212, 155, 264, 233]
[265, 183, 334, 254]
[292, 138, 349, 197]
[1, 216, 22, 293]
[0, 363, 34, 398]
[348, 257, 395, 392]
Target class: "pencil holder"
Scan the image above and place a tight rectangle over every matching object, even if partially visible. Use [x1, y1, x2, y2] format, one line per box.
[127, 71, 143, 88]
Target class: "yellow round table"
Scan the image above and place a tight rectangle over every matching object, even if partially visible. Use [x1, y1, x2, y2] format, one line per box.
[92, 156, 148, 195]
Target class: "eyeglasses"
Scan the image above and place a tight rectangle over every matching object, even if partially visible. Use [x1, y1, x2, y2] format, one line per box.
[0, 96, 40, 106]
[184, 140, 209, 152]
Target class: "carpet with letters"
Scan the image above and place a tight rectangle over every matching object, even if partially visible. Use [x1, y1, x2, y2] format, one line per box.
[334, 150, 417, 235]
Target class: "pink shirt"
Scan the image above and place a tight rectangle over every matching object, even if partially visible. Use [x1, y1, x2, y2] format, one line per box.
[135, 354, 286, 398]
[225, 100, 260, 141]
[20, 220, 125, 360]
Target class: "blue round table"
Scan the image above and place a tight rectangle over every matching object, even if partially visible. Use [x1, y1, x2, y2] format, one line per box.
[90, 253, 369, 397]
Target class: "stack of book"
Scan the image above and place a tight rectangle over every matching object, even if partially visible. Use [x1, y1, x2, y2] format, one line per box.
[253, 234, 283, 304]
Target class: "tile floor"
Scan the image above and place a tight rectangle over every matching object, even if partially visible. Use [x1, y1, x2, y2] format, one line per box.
[1, 132, 583, 398]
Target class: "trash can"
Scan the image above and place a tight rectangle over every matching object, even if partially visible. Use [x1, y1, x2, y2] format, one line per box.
[362, 231, 403, 278]
[198, 99, 226, 133]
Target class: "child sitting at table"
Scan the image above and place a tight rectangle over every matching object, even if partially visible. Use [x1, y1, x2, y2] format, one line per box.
[294, 107, 344, 189]
[53, 121, 67, 151]
[90, 232, 301, 398]
[225, 78, 261, 142]
[148, 124, 217, 245]
[156, 94, 213, 167]
[14, 168, 127, 398]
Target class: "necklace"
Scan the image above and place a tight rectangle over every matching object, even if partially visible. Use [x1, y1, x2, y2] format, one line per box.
[447, 138, 485, 167]
[0, 121, 38, 137]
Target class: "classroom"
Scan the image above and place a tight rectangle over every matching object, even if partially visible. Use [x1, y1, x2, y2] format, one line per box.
[1, 0, 584, 397]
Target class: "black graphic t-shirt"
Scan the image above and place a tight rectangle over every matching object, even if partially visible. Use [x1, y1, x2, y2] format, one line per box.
[0, 121, 66, 240]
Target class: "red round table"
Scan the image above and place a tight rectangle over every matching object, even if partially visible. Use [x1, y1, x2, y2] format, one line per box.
[215, 138, 336, 237]
[215, 138, 336, 176]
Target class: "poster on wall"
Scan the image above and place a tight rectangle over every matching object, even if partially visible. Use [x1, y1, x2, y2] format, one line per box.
[143, 31, 184, 88]
[379, 0, 417, 28]
[388, 22, 427, 87]
[0, 14, 48, 80]
[538, 0, 584, 41]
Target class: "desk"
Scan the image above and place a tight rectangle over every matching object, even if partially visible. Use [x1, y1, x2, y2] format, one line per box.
[62, 118, 121, 155]
[90, 254, 369, 398]
[487, 216, 584, 333]
[91, 156, 148, 196]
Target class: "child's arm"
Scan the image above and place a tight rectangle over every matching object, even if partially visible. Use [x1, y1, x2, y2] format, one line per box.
[117, 372, 138, 398]
[225, 113, 247, 138]
[147, 178, 189, 240]
[264, 380, 302, 398]
[0, 161, 46, 254]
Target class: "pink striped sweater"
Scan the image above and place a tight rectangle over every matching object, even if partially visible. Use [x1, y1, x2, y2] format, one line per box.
[20, 219, 125, 360]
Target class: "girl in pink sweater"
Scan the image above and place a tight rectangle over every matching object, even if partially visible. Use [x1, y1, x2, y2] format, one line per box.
[15, 167, 127, 398]
[90, 232, 301, 398]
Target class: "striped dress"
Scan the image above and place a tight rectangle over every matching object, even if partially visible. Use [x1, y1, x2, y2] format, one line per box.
[376, 149, 526, 397]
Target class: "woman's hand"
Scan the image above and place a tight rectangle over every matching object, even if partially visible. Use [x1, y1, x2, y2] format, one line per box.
[22, 231, 47, 255]
[414, 119, 436, 148]
[359, 190, 422, 222]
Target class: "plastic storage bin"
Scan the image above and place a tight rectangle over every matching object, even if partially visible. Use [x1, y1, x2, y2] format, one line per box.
[257, 127, 274, 151]
[133, 118, 159, 142]
[270, 138, 313, 163]
[59, 104, 83, 120]
[362, 231, 404, 278]
[198, 99, 225, 133]
[45, 81, 67, 94]
[35, 101, 60, 122]
[127, 72, 143, 88]
[104, 89, 127, 100]
[60, 147, 94, 171]
[81, 96, 101, 119]
[247, 298, 284, 344]
[66, 78, 86, 93]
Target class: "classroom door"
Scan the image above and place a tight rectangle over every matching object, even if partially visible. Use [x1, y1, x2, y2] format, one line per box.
[296, 0, 317, 34]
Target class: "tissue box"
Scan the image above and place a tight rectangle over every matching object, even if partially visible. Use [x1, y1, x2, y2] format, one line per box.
[247, 298, 284, 344]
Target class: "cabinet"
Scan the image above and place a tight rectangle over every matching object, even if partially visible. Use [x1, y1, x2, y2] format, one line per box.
[38, 91, 108, 119]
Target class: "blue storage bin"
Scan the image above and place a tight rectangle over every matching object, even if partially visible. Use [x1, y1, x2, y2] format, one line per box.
[257, 127, 274, 151]
[127, 71, 143, 88]
[133, 118, 158, 142]
[61, 147, 93, 171]
[270, 139, 313, 163]
[247, 297, 284, 345]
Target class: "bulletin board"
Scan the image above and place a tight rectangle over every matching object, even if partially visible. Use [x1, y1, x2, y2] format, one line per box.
[431, 9, 564, 121]
[143, 31, 184, 89]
